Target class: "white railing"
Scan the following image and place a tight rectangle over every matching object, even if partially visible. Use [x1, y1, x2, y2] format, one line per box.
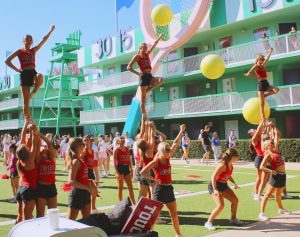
[0, 98, 22, 111]
[80, 84, 300, 124]
[79, 33, 300, 96]
[0, 119, 22, 130]
[79, 65, 164, 95]
[164, 32, 300, 75]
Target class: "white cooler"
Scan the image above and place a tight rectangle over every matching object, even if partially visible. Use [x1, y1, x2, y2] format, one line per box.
[8, 216, 108, 237]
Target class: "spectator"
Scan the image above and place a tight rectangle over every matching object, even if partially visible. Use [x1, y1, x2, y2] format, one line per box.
[289, 26, 298, 51]
[274, 31, 285, 54]
[181, 131, 190, 164]
[2, 134, 12, 169]
[228, 130, 237, 148]
[201, 125, 211, 165]
[211, 132, 221, 164]
[261, 32, 270, 52]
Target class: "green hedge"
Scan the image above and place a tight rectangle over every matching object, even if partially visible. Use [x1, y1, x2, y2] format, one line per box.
[169, 139, 300, 162]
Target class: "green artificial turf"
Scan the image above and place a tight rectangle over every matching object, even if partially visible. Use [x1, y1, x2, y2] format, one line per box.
[0, 157, 299, 237]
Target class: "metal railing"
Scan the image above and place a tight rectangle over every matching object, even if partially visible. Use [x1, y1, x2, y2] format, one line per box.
[79, 32, 300, 95]
[80, 84, 300, 124]
[164, 32, 300, 75]
[0, 98, 22, 111]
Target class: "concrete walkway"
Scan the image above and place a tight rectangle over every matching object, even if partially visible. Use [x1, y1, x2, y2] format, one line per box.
[205, 211, 300, 237]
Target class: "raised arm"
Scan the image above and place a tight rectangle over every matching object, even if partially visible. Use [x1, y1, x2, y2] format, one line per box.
[5, 50, 22, 73]
[127, 54, 142, 76]
[169, 124, 186, 156]
[156, 129, 167, 142]
[251, 120, 264, 145]
[262, 47, 273, 66]
[147, 34, 163, 55]
[39, 133, 56, 161]
[33, 25, 55, 53]
[20, 120, 30, 145]
[146, 122, 156, 157]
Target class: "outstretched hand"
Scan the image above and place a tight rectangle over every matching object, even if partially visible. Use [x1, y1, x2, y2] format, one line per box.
[50, 25, 55, 32]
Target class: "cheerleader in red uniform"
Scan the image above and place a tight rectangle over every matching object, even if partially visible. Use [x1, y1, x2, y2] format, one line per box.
[141, 124, 186, 237]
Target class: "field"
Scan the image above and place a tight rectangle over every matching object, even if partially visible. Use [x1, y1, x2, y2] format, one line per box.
[0, 157, 300, 237]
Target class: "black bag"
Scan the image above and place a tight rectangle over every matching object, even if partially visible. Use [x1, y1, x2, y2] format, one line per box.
[77, 213, 112, 233]
[107, 197, 133, 234]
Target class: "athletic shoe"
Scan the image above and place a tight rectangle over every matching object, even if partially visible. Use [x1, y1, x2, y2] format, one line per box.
[175, 235, 184, 237]
[204, 222, 215, 230]
[230, 219, 244, 225]
[278, 209, 291, 215]
[282, 194, 293, 199]
[8, 198, 17, 203]
[258, 213, 269, 221]
[253, 194, 261, 201]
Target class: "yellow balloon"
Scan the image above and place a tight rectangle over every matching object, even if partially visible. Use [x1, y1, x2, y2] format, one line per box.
[242, 97, 271, 125]
[151, 4, 173, 26]
[200, 54, 225, 79]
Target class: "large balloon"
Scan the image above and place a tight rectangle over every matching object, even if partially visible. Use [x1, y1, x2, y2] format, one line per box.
[151, 4, 173, 26]
[243, 97, 271, 125]
[200, 54, 225, 79]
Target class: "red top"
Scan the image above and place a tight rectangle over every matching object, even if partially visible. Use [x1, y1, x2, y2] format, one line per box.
[142, 154, 154, 167]
[136, 152, 141, 165]
[115, 147, 131, 165]
[136, 53, 152, 72]
[76, 159, 89, 186]
[21, 167, 37, 189]
[9, 154, 18, 174]
[216, 165, 233, 183]
[154, 158, 172, 185]
[18, 48, 35, 69]
[38, 159, 56, 184]
[83, 149, 94, 169]
[270, 153, 285, 170]
[254, 139, 264, 157]
[255, 65, 267, 78]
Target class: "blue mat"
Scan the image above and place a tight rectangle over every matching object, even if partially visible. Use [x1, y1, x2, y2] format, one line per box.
[122, 97, 142, 137]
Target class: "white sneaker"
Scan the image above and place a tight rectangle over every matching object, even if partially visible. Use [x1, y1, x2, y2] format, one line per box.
[282, 194, 293, 199]
[278, 209, 291, 215]
[258, 213, 269, 221]
[204, 222, 215, 230]
[253, 194, 261, 201]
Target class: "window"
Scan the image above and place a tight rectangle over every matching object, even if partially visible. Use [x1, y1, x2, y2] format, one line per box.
[253, 27, 270, 41]
[219, 36, 232, 48]
[109, 96, 117, 107]
[184, 47, 198, 57]
[186, 84, 200, 97]
[278, 22, 297, 34]
[282, 68, 300, 85]
[121, 64, 128, 72]
[11, 94, 18, 99]
[222, 78, 236, 93]
[122, 94, 134, 105]
[11, 112, 18, 119]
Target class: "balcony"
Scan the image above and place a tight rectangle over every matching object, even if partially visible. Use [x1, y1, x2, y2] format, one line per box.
[0, 118, 78, 130]
[164, 32, 300, 76]
[79, 71, 139, 96]
[80, 84, 300, 124]
[0, 98, 22, 112]
[79, 32, 300, 96]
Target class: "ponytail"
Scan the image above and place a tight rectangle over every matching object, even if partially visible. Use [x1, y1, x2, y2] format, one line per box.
[221, 148, 239, 164]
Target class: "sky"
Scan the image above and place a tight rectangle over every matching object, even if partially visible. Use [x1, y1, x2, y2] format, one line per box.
[0, 0, 140, 77]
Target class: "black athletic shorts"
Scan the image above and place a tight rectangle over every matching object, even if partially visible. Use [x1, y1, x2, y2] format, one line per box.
[208, 181, 230, 194]
[139, 167, 155, 186]
[20, 69, 37, 87]
[254, 155, 264, 168]
[117, 164, 131, 176]
[16, 185, 37, 202]
[68, 187, 91, 210]
[269, 172, 286, 188]
[153, 184, 175, 204]
[37, 183, 57, 199]
[257, 80, 270, 92]
[88, 168, 95, 180]
[139, 72, 153, 86]
[10, 170, 19, 179]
